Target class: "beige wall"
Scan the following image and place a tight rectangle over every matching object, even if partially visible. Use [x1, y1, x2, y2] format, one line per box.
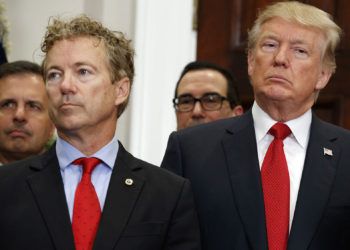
[3, 0, 135, 63]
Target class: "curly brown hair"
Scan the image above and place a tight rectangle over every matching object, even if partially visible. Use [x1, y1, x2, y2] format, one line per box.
[41, 14, 135, 117]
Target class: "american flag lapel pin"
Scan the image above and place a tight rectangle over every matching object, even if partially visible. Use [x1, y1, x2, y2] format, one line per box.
[323, 147, 333, 156]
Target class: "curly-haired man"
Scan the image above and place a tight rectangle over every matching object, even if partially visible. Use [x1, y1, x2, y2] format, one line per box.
[0, 15, 201, 250]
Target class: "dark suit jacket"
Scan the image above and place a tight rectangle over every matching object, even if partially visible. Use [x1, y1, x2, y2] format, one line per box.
[161, 110, 350, 250]
[0, 142, 201, 250]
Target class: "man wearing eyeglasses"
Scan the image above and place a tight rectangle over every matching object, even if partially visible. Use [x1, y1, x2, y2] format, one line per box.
[173, 61, 243, 130]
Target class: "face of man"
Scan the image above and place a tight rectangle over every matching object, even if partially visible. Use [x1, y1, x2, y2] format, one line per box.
[176, 69, 243, 130]
[0, 74, 54, 163]
[45, 37, 129, 140]
[248, 17, 332, 120]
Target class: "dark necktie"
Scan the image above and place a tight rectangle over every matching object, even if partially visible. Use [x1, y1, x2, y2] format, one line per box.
[72, 157, 101, 250]
[261, 122, 291, 250]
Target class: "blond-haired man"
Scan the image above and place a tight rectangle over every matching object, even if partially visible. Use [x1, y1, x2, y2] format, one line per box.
[162, 2, 349, 249]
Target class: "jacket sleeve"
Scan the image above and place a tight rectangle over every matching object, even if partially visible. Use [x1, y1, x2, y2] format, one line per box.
[162, 179, 201, 250]
[161, 132, 184, 176]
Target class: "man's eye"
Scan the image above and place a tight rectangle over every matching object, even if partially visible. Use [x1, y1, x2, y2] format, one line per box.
[0, 101, 16, 109]
[46, 72, 61, 81]
[179, 97, 193, 104]
[78, 68, 91, 76]
[262, 41, 278, 52]
[28, 102, 42, 111]
[265, 43, 275, 47]
[294, 48, 309, 58]
[203, 94, 221, 103]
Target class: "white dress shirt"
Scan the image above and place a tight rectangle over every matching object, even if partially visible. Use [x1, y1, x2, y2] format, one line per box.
[252, 102, 311, 230]
[56, 133, 119, 221]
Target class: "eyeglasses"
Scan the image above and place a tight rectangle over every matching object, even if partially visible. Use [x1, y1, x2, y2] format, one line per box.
[173, 93, 228, 112]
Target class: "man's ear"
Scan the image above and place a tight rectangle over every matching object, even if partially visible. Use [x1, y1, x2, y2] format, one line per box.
[114, 77, 130, 106]
[315, 66, 332, 91]
[247, 50, 255, 77]
[231, 105, 244, 116]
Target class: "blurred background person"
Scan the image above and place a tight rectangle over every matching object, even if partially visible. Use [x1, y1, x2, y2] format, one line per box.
[0, 60, 54, 165]
[173, 61, 243, 130]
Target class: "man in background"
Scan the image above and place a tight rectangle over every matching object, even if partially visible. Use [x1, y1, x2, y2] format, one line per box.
[0, 15, 200, 250]
[173, 61, 243, 130]
[0, 60, 54, 165]
[162, 2, 350, 249]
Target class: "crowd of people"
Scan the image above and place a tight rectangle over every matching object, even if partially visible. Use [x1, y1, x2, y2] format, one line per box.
[0, 1, 349, 250]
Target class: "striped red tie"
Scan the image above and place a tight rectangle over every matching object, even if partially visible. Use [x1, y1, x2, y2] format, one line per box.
[72, 157, 101, 250]
[261, 122, 291, 250]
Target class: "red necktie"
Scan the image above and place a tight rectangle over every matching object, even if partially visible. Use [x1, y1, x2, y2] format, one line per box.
[72, 157, 101, 250]
[261, 122, 291, 250]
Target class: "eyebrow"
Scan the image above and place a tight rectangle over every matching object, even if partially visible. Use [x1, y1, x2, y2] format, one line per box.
[27, 100, 44, 106]
[260, 33, 309, 46]
[45, 65, 62, 73]
[0, 98, 43, 105]
[46, 61, 97, 72]
[178, 92, 222, 98]
[76, 62, 99, 73]
[0, 98, 16, 105]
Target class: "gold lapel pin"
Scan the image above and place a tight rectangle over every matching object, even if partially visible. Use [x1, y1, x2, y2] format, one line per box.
[125, 178, 134, 186]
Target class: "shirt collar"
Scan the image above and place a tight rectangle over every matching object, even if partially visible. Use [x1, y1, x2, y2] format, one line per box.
[56, 133, 119, 171]
[252, 101, 311, 148]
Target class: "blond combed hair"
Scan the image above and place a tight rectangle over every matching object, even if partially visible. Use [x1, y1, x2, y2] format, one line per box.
[247, 1, 342, 73]
[41, 14, 135, 117]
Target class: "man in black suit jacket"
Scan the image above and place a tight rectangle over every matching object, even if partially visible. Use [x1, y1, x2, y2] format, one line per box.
[0, 15, 200, 250]
[162, 2, 350, 249]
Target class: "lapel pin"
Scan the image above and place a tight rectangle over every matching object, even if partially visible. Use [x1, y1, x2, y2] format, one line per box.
[125, 178, 134, 186]
[323, 147, 333, 156]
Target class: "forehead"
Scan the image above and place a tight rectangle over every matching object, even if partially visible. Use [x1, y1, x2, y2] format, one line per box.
[177, 69, 228, 96]
[258, 17, 325, 48]
[0, 74, 46, 100]
[45, 36, 108, 68]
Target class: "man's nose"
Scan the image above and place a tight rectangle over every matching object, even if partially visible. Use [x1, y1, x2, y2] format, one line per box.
[192, 100, 205, 116]
[60, 73, 77, 94]
[13, 105, 26, 122]
[274, 47, 289, 67]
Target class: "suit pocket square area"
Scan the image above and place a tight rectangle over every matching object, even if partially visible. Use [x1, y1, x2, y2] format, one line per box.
[122, 222, 164, 237]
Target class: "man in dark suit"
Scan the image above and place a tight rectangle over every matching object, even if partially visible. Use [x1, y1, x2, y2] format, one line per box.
[0, 61, 54, 165]
[0, 15, 200, 250]
[162, 2, 350, 249]
[173, 61, 243, 130]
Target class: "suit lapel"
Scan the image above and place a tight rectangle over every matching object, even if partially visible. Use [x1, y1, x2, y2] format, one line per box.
[26, 146, 75, 250]
[288, 116, 339, 250]
[222, 111, 268, 250]
[93, 143, 144, 250]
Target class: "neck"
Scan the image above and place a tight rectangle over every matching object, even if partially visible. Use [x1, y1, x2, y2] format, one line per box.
[0, 151, 33, 164]
[58, 124, 117, 156]
[256, 99, 313, 122]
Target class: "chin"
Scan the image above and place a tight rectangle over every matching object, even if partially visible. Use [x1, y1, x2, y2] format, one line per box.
[263, 88, 290, 100]
[56, 119, 81, 131]
[188, 121, 206, 128]
[267, 94, 289, 102]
